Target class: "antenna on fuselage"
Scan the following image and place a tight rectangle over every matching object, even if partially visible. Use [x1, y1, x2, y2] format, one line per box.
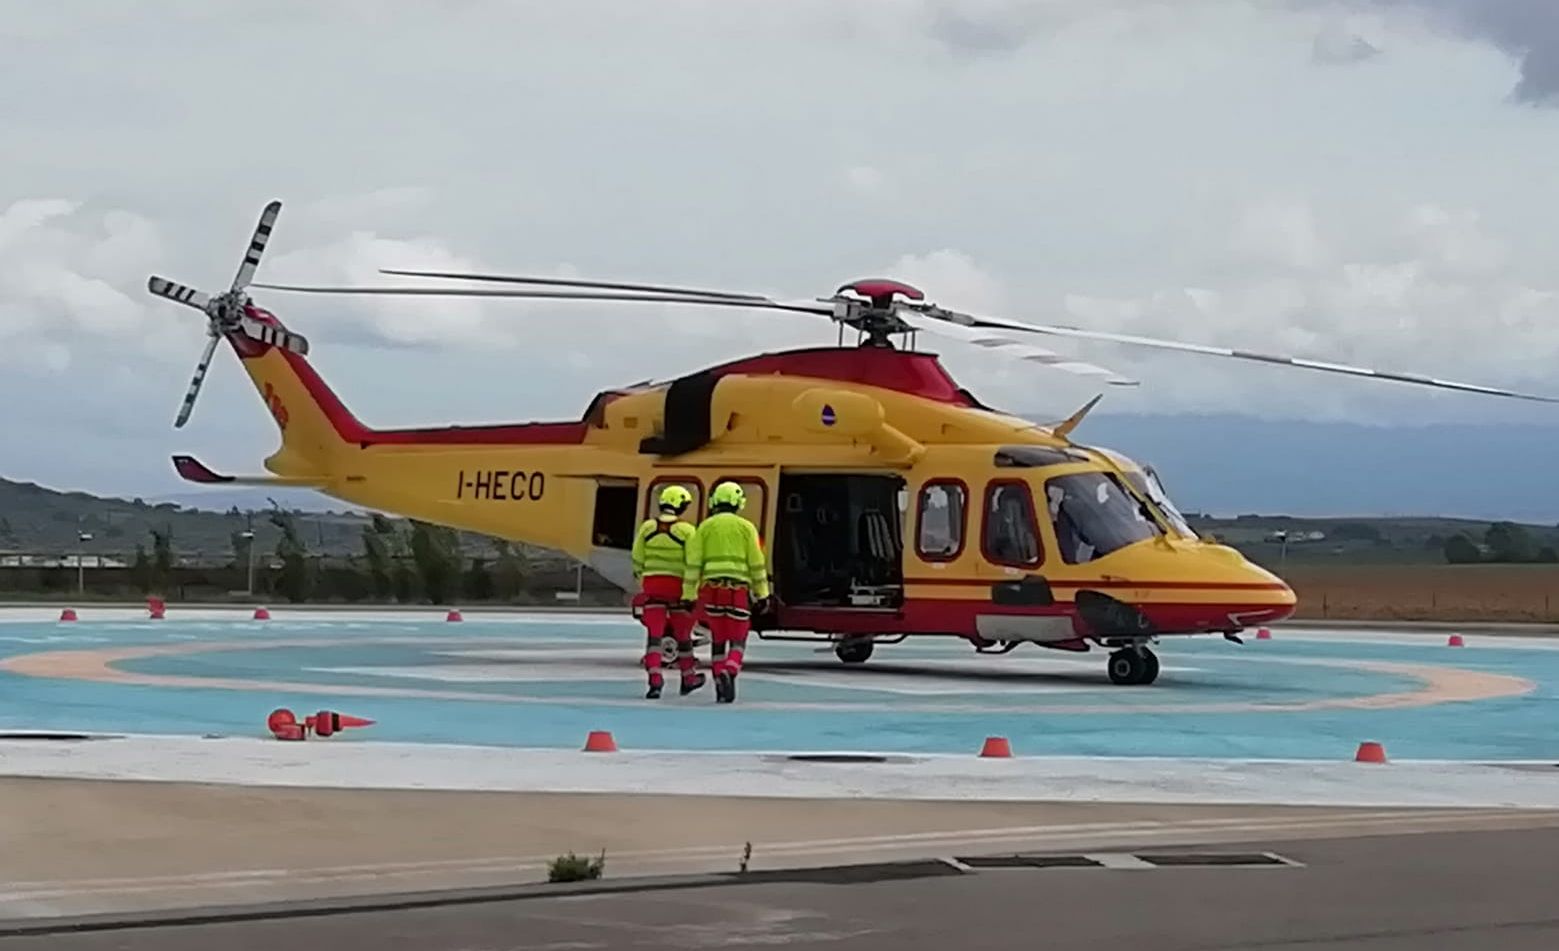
[1053, 394, 1103, 442]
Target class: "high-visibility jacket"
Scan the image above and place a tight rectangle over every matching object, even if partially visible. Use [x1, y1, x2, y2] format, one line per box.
[683, 511, 770, 601]
[632, 515, 694, 582]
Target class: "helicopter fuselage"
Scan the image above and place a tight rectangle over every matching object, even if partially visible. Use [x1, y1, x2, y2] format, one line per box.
[197, 315, 1294, 683]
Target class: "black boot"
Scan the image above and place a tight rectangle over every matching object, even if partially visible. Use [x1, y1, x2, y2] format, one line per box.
[645, 681, 663, 700]
[680, 672, 706, 696]
[715, 671, 735, 704]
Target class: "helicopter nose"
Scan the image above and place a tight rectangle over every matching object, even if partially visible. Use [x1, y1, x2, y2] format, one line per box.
[1138, 542, 1296, 633]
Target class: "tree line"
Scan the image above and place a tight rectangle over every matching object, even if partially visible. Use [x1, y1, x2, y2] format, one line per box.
[1441, 521, 1559, 565]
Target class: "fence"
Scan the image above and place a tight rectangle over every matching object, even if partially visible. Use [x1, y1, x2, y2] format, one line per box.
[0, 552, 624, 606]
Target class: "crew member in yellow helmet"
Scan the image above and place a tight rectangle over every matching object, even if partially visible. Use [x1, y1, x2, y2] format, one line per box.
[631, 485, 704, 699]
[683, 480, 770, 703]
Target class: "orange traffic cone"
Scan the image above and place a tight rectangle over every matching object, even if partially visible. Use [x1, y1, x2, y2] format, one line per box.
[1354, 741, 1387, 764]
[583, 730, 618, 752]
[58, 608, 78, 622]
[979, 736, 1013, 758]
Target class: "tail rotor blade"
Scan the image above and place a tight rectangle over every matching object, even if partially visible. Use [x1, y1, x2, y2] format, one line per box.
[148, 276, 212, 312]
[174, 331, 221, 429]
[231, 200, 282, 292]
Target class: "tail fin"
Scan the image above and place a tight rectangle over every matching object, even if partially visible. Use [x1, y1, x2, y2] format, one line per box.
[228, 307, 366, 478]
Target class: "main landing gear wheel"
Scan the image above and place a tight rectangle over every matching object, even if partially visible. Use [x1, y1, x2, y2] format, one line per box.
[1107, 647, 1159, 686]
[835, 638, 874, 664]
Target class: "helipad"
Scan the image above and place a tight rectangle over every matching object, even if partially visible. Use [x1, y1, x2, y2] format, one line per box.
[0, 608, 1551, 761]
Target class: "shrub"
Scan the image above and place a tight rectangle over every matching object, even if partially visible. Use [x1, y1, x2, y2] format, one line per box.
[547, 850, 606, 883]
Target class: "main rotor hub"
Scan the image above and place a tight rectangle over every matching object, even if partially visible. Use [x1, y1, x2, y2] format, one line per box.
[829, 279, 926, 346]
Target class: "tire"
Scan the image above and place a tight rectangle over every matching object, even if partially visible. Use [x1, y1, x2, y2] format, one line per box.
[1139, 648, 1160, 685]
[836, 639, 875, 664]
[1107, 650, 1146, 685]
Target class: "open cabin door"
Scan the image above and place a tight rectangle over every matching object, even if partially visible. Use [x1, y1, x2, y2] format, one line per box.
[773, 472, 906, 609]
[586, 477, 640, 592]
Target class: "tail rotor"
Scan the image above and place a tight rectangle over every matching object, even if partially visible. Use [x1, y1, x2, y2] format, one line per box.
[148, 200, 308, 428]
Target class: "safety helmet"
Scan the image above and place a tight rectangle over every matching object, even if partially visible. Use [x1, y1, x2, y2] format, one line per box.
[658, 484, 693, 513]
[710, 481, 745, 511]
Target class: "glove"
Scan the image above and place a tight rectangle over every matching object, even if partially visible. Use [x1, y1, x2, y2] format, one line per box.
[753, 596, 773, 615]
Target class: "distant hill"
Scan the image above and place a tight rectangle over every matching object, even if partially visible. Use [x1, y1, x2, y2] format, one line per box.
[0, 476, 529, 564]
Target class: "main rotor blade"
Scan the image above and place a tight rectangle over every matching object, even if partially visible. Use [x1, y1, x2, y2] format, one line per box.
[905, 314, 1137, 386]
[174, 330, 221, 429]
[232, 200, 281, 292]
[148, 276, 211, 311]
[378, 268, 771, 302]
[924, 306, 1559, 404]
[249, 283, 836, 318]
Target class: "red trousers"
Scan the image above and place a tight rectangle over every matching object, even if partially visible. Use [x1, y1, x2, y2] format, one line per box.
[697, 580, 751, 677]
[635, 575, 697, 687]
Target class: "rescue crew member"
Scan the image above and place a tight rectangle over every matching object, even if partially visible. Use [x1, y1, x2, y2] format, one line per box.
[631, 485, 705, 699]
[683, 481, 770, 703]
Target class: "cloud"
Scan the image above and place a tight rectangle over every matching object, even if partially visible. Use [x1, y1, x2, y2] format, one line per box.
[1356, 1, 1559, 104]
[1312, 21, 1384, 63]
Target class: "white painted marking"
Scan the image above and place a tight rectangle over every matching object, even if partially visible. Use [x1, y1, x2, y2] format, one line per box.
[1083, 852, 1155, 869]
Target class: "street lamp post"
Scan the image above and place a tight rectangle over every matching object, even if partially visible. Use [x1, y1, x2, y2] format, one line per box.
[240, 530, 256, 597]
[76, 531, 93, 594]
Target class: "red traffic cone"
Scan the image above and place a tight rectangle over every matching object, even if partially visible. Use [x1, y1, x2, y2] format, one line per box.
[1447, 634, 1464, 647]
[147, 597, 166, 620]
[1255, 627, 1271, 640]
[446, 608, 463, 622]
[583, 730, 617, 752]
[58, 608, 78, 622]
[312, 711, 338, 737]
[1355, 741, 1387, 764]
[253, 606, 271, 621]
[979, 736, 1013, 758]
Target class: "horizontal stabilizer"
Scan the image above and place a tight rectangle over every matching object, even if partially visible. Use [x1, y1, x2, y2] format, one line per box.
[171, 455, 326, 487]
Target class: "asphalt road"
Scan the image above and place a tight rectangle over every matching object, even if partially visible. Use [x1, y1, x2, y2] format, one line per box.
[9, 826, 1559, 950]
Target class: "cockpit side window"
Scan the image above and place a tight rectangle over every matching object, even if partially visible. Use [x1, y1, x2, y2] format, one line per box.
[982, 479, 1043, 567]
[1045, 472, 1162, 564]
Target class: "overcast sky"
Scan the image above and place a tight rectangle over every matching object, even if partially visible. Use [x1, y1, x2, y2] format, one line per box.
[5, 0, 1559, 500]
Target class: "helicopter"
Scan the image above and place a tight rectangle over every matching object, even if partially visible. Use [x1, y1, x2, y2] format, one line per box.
[147, 202, 1559, 686]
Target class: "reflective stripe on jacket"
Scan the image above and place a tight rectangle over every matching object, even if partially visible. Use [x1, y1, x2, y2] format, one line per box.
[683, 511, 769, 601]
[632, 516, 694, 581]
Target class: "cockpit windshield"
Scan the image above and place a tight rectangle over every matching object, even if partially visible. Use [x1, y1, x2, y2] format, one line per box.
[1044, 471, 1163, 564]
[1126, 467, 1197, 539]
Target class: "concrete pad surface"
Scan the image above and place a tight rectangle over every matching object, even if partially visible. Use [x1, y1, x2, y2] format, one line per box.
[5, 778, 1559, 921]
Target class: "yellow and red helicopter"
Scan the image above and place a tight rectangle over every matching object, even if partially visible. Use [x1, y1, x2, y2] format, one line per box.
[147, 202, 1558, 686]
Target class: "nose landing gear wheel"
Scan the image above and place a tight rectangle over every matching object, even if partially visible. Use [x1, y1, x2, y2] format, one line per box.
[835, 638, 875, 664]
[1107, 647, 1159, 685]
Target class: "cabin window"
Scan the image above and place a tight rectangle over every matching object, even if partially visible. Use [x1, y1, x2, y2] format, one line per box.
[644, 476, 703, 523]
[982, 480, 1042, 567]
[1044, 471, 1162, 564]
[713, 476, 768, 540]
[915, 481, 967, 561]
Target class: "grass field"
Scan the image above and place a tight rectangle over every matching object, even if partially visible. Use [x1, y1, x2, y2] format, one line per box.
[1281, 564, 1559, 622]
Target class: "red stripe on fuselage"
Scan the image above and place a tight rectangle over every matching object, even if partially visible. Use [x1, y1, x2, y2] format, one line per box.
[272, 348, 589, 447]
